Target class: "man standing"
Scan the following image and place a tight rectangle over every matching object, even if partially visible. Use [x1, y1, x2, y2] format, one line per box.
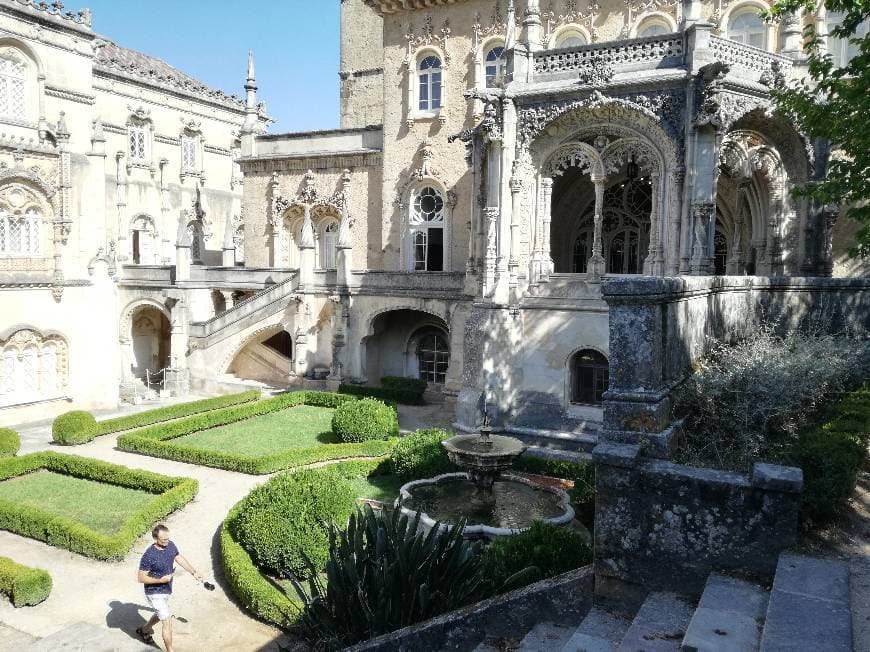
[136, 524, 202, 651]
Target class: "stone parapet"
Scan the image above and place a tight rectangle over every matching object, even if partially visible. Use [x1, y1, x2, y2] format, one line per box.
[592, 443, 803, 600]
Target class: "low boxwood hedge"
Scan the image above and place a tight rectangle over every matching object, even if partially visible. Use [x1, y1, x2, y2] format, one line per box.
[389, 428, 456, 482]
[118, 391, 396, 474]
[51, 390, 260, 445]
[0, 428, 19, 457]
[778, 386, 870, 523]
[221, 457, 386, 629]
[0, 556, 52, 607]
[332, 398, 399, 443]
[337, 383, 423, 405]
[381, 375, 427, 397]
[0, 452, 198, 560]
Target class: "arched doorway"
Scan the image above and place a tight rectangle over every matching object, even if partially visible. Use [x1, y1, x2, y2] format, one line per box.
[363, 309, 450, 385]
[130, 306, 170, 379]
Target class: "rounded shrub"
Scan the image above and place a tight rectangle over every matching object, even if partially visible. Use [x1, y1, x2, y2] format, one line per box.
[389, 428, 455, 482]
[331, 398, 398, 443]
[233, 468, 356, 579]
[52, 411, 98, 445]
[0, 428, 20, 457]
[481, 521, 591, 595]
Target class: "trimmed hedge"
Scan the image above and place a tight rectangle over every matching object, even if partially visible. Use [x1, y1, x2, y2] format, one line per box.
[0, 452, 198, 560]
[51, 390, 260, 445]
[480, 521, 591, 595]
[234, 468, 356, 579]
[0, 428, 19, 457]
[332, 398, 399, 443]
[389, 428, 456, 482]
[779, 386, 870, 523]
[0, 557, 52, 607]
[337, 383, 423, 405]
[52, 411, 98, 445]
[381, 375, 427, 397]
[118, 391, 396, 474]
[221, 457, 386, 629]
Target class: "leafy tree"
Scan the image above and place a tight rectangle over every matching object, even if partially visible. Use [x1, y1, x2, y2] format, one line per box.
[764, 1, 870, 257]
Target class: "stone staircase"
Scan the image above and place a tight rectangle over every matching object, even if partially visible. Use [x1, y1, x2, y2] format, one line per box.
[187, 274, 298, 346]
[471, 554, 853, 652]
[506, 423, 600, 463]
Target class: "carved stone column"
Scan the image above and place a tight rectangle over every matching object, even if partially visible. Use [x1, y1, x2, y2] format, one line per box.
[780, 10, 804, 59]
[298, 204, 316, 291]
[727, 182, 748, 274]
[690, 202, 715, 275]
[293, 299, 311, 378]
[115, 152, 128, 262]
[336, 171, 353, 289]
[483, 207, 499, 295]
[667, 167, 685, 276]
[540, 176, 553, 282]
[587, 177, 606, 281]
[221, 290, 235, 311]
[645, 172, 663, 276]
[821, 208, 838, 277]
[509, 176, 523, 291]
[268, 172, 281, 267]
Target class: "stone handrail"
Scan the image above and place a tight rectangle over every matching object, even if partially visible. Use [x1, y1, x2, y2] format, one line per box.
[533, 33, 686, 76]
[188, 274, 298, 340]
[708, 36, 794, 79]
[349, 270, 466, 293]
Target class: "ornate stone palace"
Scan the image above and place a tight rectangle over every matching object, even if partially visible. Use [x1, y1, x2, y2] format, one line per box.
[0, 0, 865, 429]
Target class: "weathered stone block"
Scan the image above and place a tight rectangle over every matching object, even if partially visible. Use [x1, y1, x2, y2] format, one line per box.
[751, 463, 803, 493]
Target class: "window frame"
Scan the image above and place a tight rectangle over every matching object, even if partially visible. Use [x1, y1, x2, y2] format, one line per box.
[0, 53, 26, 121]
[570, 349, 609, 406]
[551, 25, 590, 49]
[408, 185, 446, 272]
[0, 206, 41, 257]
[826, 11, 869, 68]
[484, 45, 506, 88]
[726, 7, 768, 49]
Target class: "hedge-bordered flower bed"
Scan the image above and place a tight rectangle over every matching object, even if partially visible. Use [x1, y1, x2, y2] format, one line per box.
[52, 390, 261, 445]
[0, 452, 198, 560]
[0, 556, 52, 607]
[117, 391, 397, 474]
[220, 458, 386, 629]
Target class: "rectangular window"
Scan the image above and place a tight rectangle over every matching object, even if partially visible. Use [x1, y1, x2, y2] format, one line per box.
[181, 136, 197, 172]
[129, 125, 147, 161]
[413, 230, 428, 270]
[431, 71, 442, 109]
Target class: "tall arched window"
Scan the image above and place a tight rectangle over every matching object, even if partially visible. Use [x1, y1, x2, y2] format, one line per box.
[555, 29, 587, 48]
[637, 19, 672, 38]
[409, 186, 445, 271]
[485, 46, 506, 87]
[131, 215, 156, 265]
[0, 330, 67, 406]
[320, 220, 338, 270]
[571, 349, 608, 405]
[0, 54, 26, 120]
[418, 55, 442, 111]
[728, 10, 766, 48]
[0, 207, 41, 256]
[415, 328, 449, 384]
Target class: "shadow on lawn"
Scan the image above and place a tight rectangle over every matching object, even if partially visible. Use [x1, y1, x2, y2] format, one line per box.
[315, 431, 340, 444]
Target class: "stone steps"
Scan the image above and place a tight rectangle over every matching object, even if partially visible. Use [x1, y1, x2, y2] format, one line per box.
[562, 606, 632, 651]
[617, 591, 694, 652]
[682, 574, 769, 652]
[506, 425, 599, 455]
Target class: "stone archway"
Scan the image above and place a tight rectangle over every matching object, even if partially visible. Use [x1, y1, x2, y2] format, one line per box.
[361, 308, 450, 386]
[129, 306, 170, 380]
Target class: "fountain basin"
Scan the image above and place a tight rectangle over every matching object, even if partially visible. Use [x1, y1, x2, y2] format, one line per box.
[397, 472, 575, 539]
[441, 434, 528, 484]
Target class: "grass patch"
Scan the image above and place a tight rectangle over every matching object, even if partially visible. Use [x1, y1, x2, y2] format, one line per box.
[346, 473, 404, 504]
[0, 452, 197, 559]
[174, 406, 337, 455]
[118, 391, 397, 474]
[0, 470, 153, 535]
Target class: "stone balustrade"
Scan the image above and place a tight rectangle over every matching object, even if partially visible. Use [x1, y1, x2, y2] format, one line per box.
[349, 270, 468, 296]
[533, 33, 686, 78]
[708, 35, 794, 82]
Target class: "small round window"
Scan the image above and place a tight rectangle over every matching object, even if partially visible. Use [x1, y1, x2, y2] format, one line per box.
[414, 187, 444, 222]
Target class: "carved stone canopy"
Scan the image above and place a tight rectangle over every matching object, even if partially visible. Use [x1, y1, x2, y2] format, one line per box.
[273, 169, 352, 224]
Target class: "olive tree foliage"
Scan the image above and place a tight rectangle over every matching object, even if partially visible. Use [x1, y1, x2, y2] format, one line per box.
[765, 1, 870, 257]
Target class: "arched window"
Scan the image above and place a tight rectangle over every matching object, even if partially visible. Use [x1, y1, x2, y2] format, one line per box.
[0, 330, 67, 406]
[320, 220, 339, 270]
[415, 328, 449, 384]
[571, 349, 608, 405]
[0, 207, 41, 256]
[572, 231, 590, 273]
[418, 55, 442, 111]
[131, 215, 155, 265]
[728, 10, 766, 49]
[714, 229, 729, 275]
[187, 221, 204, 263]
[409, 186, 445, 271]
[0, 54, 26, 120]
[556, 29, 587, 48]
[637, 19, 672, 38]
[485, 46, 506, 88]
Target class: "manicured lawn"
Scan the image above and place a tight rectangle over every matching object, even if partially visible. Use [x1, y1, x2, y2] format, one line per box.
[0, 470, 154, 535]
[347, 473, 404, 504]
[173, 405, 338, 456]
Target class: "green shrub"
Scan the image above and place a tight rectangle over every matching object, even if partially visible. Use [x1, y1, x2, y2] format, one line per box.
[512, 456, 596, 526]
[338, 383, 423, 405]
[0, 428, 19, 457]
[233, 468, 356, 579]
[480, 521, 591, 595]
[117, 391, 394, 474]
[0, 557, 52, 607]
[381, 375, 427, 395]
[389, 428, 455, 482]
[52, 411, 98, 445]
[331, 398, 398, 443]
[291, 505, 484, 649]
[0, 452, 197, 560]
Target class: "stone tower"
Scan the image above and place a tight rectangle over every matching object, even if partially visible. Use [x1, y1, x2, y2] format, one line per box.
[339, 0, 384, 128]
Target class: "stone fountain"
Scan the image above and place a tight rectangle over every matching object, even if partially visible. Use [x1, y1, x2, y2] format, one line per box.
[397, 412, 574, 539]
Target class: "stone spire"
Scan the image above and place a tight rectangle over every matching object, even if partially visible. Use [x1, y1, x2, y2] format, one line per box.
[522, 0, 542, 52]
[505, 0, 517, 51]
[242, 50, 258, 135]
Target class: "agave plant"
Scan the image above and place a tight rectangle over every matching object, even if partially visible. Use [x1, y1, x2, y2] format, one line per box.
[290, 505, 485, 649]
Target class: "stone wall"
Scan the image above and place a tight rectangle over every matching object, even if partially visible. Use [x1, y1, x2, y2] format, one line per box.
[593, 442, 803, 600]
[599, 275, 870, 456]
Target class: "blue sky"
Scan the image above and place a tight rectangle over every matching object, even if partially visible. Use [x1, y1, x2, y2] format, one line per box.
[85, 0, 341, 133]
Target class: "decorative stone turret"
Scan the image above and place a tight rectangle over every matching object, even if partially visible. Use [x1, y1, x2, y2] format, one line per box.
[240, 50, 258, 157]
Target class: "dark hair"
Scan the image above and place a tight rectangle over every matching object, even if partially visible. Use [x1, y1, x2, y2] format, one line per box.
[152, 524, 169, 539]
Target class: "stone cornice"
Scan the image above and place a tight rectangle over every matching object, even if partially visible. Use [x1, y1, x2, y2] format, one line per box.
[240, 152, 381, 174]
[363, 0, 470, 15]
[45, 84, 96, 105]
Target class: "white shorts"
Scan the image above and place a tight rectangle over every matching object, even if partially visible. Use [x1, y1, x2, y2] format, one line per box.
[146, 593, 171, 621]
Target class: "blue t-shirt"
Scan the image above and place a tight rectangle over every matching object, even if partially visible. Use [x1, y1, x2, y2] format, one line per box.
[139, 541, 179, 595]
